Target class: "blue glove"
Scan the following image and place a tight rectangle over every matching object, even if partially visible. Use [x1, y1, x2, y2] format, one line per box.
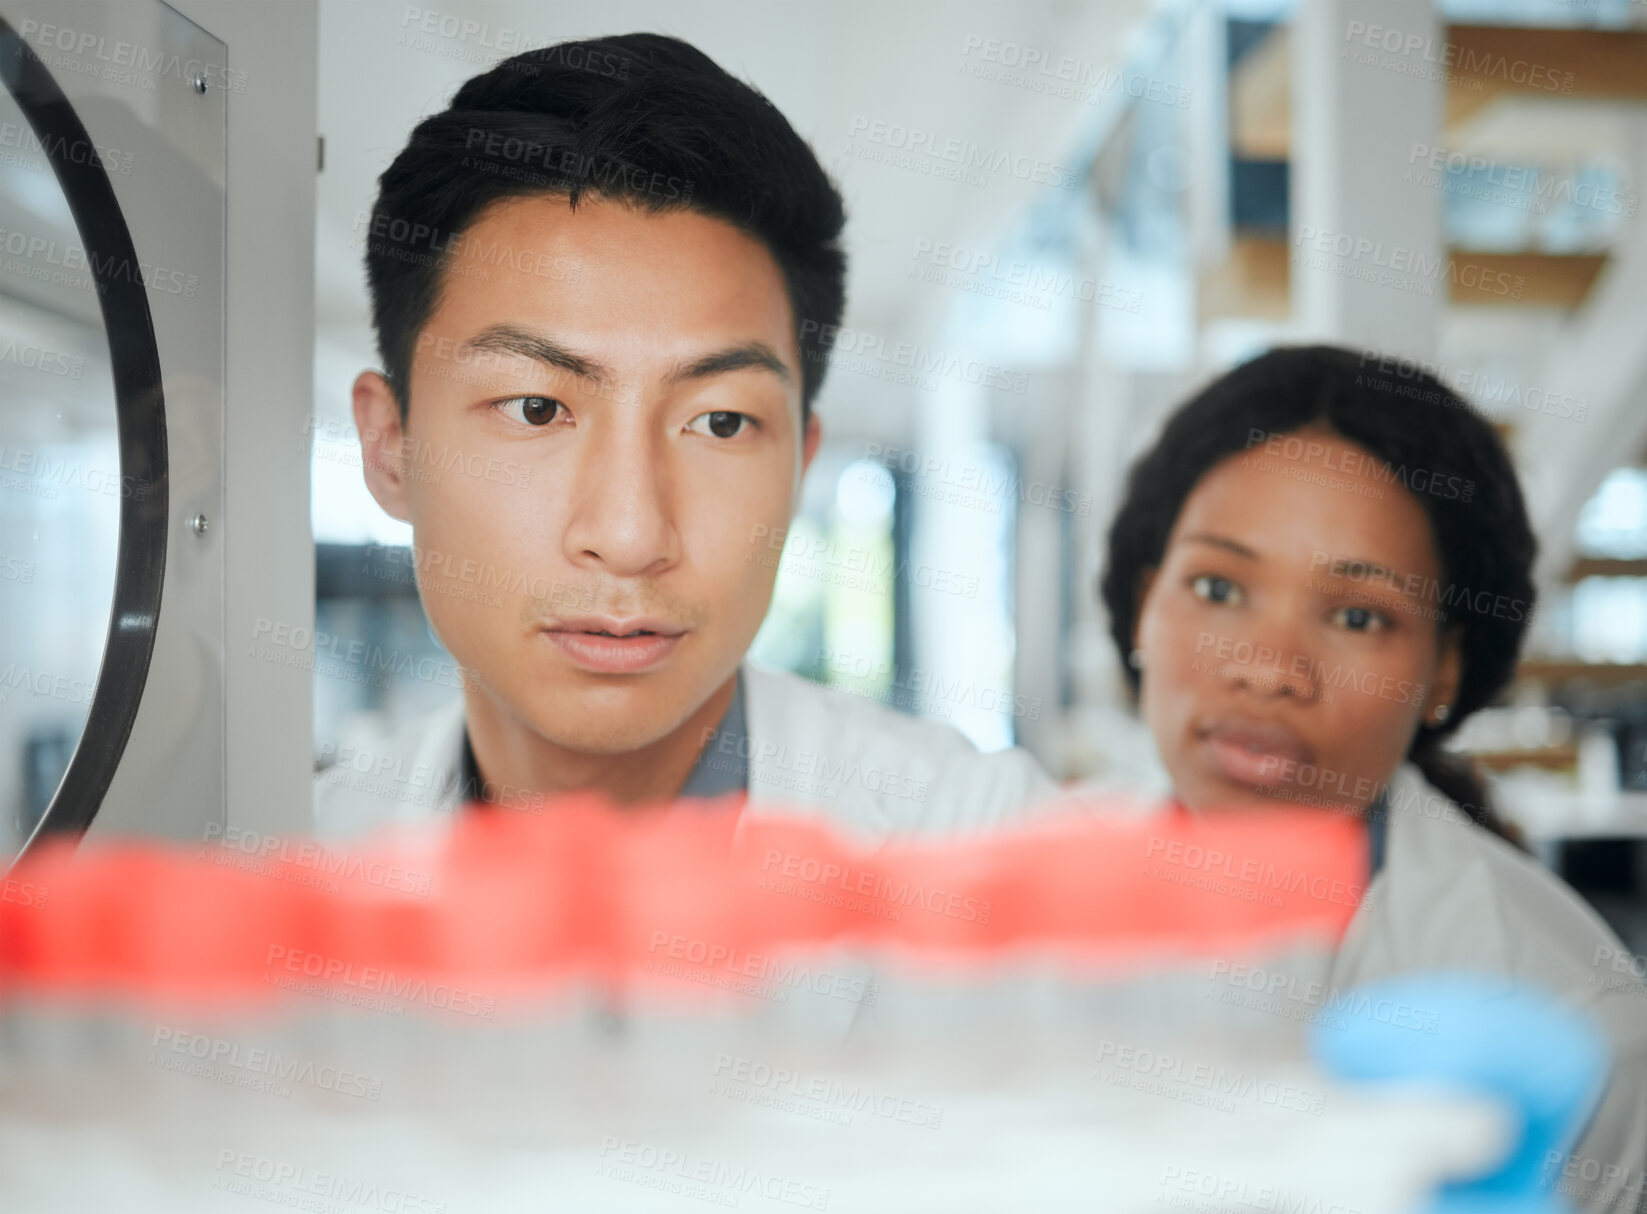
[1311, 974, 1610, 1214]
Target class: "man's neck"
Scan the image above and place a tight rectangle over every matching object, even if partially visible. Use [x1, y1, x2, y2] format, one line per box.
[462, 673, 737, 807]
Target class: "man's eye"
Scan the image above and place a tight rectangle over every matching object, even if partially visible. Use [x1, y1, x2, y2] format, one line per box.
[686, 411, 753, 439]
[1332, 605, 1388, 633]
[494, 396, 564, 426]
[1190, 574, 1242, 606]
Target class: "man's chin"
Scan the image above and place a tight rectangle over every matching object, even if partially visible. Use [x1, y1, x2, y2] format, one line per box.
[473, 663, 735, 755]
[519, 714, 687, 757]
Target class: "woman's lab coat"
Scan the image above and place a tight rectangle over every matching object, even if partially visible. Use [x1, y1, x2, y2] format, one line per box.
[1329, 763, 1647, 1214]
[1047, 759, 1645, 1212]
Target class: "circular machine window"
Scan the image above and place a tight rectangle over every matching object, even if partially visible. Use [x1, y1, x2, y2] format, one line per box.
[0, 19, 169, 864]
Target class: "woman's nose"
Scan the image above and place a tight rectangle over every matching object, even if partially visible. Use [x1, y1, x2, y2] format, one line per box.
[1217, 625, 1321, 701]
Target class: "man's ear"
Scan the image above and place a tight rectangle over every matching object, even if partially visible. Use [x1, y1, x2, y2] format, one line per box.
[791, 411, 822, 513]
[352, 370, 413, 523]
[1428, 625, 1465, 723]
[800, 411, 822, 475]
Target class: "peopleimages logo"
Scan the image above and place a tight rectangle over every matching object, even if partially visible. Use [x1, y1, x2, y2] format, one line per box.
[0, 338, 85, 379]
[846, 115, 1081, 190]
[397, 6, 631, 78]
[1308, 552, 1537, 625]
[200, 823, 433, 896]
[1406, 143, 1637, 219]
[1093, 1039, 1329, 1115]
[1245, 429, 1474, 501]
[0, 445, 149, 501]
[251, 617, 476, 693]
[353, 211, 583, 286]
[150, 1026, 383, 1101]
[212, 1152, 447, 1214]
[461, 130, 693, 203]
[710, 1053, 944, 1129]
[1193, 631, 1430, 709]
[0, 228, 200, 297]
[0, 121, 134, 176]
[1292, 225, 1523, 300]
[700, 721, 931, 806]
[800, 319, 1029, 395]
[17, 18, 249, 93]
[814, 644, 1043, 722]
[1588, 945, 1647, 998]
[1159, 1165, 1362, 1214]
[1341, 19, 1574, 94]
[1354, 350, 1589, 424]
[759, 847, 991, 923]
[1143, 836, 1365, 909]
[596, 1138, 830, 1210]
[1205, 961, 1441, 1035]
[645, 932, 878, 1006]
[748, 523, 981, 602]
[957, 34, 1191, 110]
[908, 238, 1143, 314]
[863, 440, 1094, 517]
[263, 945, 497, 1018]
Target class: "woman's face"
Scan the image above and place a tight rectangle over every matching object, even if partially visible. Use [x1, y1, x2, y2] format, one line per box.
[1132, 424, 1462, 816]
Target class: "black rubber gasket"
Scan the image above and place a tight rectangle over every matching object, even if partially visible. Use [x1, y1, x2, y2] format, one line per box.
[3, 16, 170, 859]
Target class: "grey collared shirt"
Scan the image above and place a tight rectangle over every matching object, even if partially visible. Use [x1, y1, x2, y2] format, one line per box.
[456, 671, 748, 805]
[678, 669, 748, 799]
[1365, 790, 1389, 878]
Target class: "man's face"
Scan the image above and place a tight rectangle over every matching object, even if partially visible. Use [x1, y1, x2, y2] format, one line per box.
[357, 194, 817, 755]
[1132, 425, 1460, 815]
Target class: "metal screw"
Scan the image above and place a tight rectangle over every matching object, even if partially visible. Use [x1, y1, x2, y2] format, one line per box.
[189, 513, 208, 536]
[192, 73, 208, 95]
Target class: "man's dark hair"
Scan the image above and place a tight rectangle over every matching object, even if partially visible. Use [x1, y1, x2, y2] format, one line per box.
[363, 33, 846, 424]
[1100, 345, 1536, 844]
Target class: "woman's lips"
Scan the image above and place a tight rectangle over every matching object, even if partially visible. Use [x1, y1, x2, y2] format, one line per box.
[1195, 716, 1316, 789]
[541, 622, 684, 674]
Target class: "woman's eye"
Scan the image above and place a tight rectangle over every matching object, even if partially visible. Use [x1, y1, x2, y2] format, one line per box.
[686, 410, 753, 439]
[494, 396, 564, 426]
[1332, 605, 1388, 633]
[1190, 574, 1242, 606]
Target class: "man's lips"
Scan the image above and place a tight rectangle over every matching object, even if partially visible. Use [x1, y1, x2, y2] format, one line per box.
[540, 616, 686, 674]
[547, 615, 685, 639]
[1195, 715, 1317, 788]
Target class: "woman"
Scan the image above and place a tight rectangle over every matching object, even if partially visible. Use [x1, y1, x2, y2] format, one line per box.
[1100, 345, 1644, 1212]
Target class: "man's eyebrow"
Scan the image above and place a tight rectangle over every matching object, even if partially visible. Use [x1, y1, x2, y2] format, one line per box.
[663, 342, 792, 387]
[1181, 533, 1259, 560]
[459, 324, 612, 384]
[451, 329, 790, 391]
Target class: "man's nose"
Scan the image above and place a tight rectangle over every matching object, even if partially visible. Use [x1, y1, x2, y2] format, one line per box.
[560, 426, 681, 577]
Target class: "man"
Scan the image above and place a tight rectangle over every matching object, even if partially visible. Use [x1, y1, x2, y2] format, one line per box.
[316, 33, 1054, 841]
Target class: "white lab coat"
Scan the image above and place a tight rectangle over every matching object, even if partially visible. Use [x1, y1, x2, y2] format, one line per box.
[313, 660, 1056, 842]
[312, 662, 1057, 1038]
[1048, 759, 1647, 1213]
[1329, 763, 1647, 1214]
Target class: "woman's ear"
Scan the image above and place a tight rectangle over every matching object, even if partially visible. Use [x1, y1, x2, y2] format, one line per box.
[1427, 625, 1465, 725]
[352, 370, 414, 523]
[1131, 567, 1160, 653]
